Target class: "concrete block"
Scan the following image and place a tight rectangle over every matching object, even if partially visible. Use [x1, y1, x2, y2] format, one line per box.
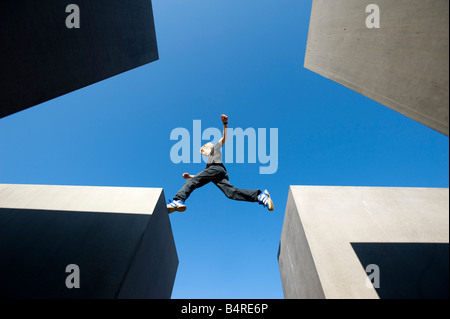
[278, 186, 449, 299]
[0, 184, 178, 299]
[304, 0, 449, 135]
[0, 0, 159, 118]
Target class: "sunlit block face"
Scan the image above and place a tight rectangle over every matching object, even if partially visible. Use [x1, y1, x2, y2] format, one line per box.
[200, 143, 214, 157]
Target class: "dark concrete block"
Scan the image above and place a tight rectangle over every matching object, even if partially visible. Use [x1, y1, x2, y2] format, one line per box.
[0, 0, 159, 118]
[0, 184, 177, 299]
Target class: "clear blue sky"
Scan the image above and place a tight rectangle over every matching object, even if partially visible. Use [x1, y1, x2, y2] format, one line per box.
[0, 0, 448, 299]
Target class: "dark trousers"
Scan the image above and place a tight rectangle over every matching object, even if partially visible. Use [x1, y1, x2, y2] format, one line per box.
[174, 165, 261, 202]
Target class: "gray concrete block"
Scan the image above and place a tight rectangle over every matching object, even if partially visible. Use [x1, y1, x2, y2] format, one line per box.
[278, 186, 449, 299]
[0, 184, 178, 299]
[0, 0, 159, 118]
[304, 0, 449, 135]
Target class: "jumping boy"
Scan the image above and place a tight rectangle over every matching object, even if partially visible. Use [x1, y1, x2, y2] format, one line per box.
[167, 114, 274, 213]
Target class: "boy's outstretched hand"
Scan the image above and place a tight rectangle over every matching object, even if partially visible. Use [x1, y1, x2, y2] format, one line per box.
[183, 173, 193, 179]
[221, 114, 228, 124]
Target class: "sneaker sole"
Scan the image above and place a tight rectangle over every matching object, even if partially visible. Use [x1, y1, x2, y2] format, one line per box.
[264, 191, 274, 212]
[167, 205, 187, 214]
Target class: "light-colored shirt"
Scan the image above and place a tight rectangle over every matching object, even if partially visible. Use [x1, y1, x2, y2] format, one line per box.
[207, 141, 223, 165]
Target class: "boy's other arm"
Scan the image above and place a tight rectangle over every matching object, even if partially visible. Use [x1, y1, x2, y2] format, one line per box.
[183, 173, 195, 179]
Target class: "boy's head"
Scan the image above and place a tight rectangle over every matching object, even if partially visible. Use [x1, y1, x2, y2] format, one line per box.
[200, 142, 214, 157]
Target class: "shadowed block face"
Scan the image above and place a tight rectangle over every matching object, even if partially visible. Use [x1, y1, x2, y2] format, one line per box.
[351, 242, 449, 299]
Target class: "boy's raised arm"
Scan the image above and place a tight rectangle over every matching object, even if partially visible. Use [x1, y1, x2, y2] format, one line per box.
[220, 114, 228, 145]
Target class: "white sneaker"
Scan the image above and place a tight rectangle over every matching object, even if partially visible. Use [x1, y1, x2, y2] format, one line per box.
[167, 200, 187, 214]
[258, 190, 274, 211]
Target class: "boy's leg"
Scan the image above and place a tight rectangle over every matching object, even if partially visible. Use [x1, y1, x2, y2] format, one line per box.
[173, 167, 221, 202]
[213, 174, 261, 202]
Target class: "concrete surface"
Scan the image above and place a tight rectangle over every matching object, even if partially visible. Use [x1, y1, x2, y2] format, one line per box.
[304, 0, 449, 136]
[0, 0, 159, 119]
[278, 186, 449, 299]
[0, 184, 178, 299]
